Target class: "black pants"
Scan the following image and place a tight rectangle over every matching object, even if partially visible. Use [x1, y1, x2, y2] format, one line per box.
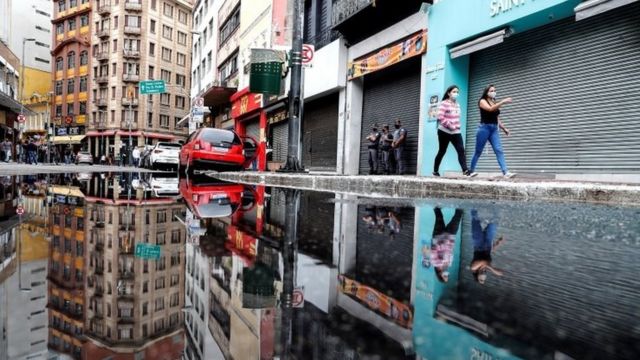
[434, 130, 468, 173]
[433, 207, 463, 236]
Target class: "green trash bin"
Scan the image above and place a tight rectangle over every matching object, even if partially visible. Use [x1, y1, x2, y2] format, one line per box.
[250, 61, 283, 95]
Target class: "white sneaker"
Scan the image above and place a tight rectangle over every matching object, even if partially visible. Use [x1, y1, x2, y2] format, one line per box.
[503, 172, 516, 179]
[468, 172, 478, 178]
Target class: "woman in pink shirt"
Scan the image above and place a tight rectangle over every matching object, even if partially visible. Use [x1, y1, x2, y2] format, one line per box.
[433, 85, 473, 177]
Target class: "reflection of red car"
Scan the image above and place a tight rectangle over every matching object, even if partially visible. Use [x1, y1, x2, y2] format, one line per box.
[179, 128, 257, 172]
[179, 177, 256, 219]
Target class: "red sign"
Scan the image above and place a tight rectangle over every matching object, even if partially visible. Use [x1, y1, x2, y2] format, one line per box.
[292, 287, 304, 308]
[16, 206, 24, 215]
[17, 114, 26, 123]
[302, 44, 314, 67]
[65, 116, 73, 124]
[231, 91, 263, 119]
[63, 207, 71, 215]
[225, 226, 257, 265]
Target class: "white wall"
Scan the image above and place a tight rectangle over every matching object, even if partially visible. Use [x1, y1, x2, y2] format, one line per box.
[303, 38, 348, 100]
[296, 254, 338, 313]
[0, 0, 52, 72]
[191, 0, 224, 99]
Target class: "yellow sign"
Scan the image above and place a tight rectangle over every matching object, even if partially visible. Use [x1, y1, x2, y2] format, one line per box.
[348, 30, 427, 80]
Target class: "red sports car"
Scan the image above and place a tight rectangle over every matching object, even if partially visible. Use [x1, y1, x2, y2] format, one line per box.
[179, 128, 257, 172]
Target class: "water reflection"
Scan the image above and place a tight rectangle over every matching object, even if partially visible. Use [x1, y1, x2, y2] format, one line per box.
[1, 174, 639, 359]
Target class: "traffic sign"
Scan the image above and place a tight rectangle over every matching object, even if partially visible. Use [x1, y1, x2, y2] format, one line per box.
[140, 80, 166, 95]
[193, 97, 204, 108]
[17, 114, 26, 123]
[16, 205, 24, 215]
[63, 207, 71, 215]
[135, 243, 161, 260]
[65, 116, 73, 124]
[292, 286, 305, 308]
[302, 44, 314, 68]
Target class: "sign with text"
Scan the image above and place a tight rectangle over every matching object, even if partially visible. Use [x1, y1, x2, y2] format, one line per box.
[140, 80, 166, 95]
[231, 91, 263, 119]
[302, 44, 314, 68]
[135, 243, 161, 260]
[348, 30, 427, 80]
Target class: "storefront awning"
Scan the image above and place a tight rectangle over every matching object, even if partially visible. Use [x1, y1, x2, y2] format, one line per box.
[574, 0, 636, 21]
[86, 130, 117, 137]
[52, 135, 86, 144]
[142, 132, 176, 140]
[116, 130, 141, 137]
[176, 114, 190, 127]
[202, 85, 237, 107]
[48, 186, 85, 198]
[450, 28, 512, 59]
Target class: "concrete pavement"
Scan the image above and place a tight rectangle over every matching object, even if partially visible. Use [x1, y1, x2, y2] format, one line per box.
[208, 171, 640, 206]
[0, 162, 157, 175]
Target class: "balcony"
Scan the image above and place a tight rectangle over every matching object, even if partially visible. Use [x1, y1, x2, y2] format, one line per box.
[122, 73, 139, 82]
[95, 75, 108, 84]
[117, 316, 135, 325]
[96, 29, 110, 38]
[123, 26, 141, 35]
[118, 271, 135, 280]
[97, 3, 111, 15]
[123, 49, 140, 59]
[124, 2, 142, 11]
[94, 98, 108, 107]
[121, 98, 139, 107]
[96, 52, 109, 61]
[93, 120, 107, 130]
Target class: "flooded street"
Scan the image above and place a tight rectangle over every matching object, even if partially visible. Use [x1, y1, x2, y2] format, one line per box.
[1, 173, 639, 360]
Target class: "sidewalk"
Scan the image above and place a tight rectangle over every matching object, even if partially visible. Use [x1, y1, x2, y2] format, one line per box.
[207, 171, 640, 206]
[0, 162, 155, 175]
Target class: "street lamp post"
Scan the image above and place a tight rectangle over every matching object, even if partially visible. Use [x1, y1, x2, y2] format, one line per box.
[19, 38, 36, 162]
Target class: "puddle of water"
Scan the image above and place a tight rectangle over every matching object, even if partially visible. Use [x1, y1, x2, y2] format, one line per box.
[0, 173, 638, 359]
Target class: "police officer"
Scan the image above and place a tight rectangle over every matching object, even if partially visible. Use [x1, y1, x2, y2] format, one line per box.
[366, 123, 381, 174]
[380, 125, 394, 174]
[392, 119, 408, 175]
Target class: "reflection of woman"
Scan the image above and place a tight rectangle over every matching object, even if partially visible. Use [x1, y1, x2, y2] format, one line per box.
[470, 209, 505, 284]
[423, 207, 463, 283]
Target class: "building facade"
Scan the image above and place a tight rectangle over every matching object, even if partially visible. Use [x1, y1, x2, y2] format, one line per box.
[422, 0, 640, 181]
[81, 0, 193, 161]
[0, 42, 22, 154]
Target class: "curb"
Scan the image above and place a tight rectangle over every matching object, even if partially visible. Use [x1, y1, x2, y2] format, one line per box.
[207, 172, 640, 206]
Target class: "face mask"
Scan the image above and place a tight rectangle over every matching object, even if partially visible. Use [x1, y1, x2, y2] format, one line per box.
[395, 125, 401, 129]
[450, 92, 459, 100]
[488, 91, 497, 99]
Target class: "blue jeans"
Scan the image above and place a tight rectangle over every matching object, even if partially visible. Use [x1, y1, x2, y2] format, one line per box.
[471, 209, 497, 252]
[470, 124, 508, 174]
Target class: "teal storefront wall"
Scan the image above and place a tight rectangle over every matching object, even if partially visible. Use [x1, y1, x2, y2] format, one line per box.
[420, 0, 581, 176]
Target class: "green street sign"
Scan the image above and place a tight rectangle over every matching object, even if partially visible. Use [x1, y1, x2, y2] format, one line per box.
[140, 80, 166, 94]
[135, 243, 161, 260]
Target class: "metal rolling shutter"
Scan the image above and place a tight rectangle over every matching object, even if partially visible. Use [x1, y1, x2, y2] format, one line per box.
[360, 57, 421, 175]
[302, 93, 339, 170]
[271, 121, 288, 162]
[245, 118, 260, 140]
[466, 3, 640, 174]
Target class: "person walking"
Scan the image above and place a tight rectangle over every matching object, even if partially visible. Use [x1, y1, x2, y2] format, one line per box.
[365, 124, 381, 174]
[380, 125, 394, 174]
[470, 208, 505, 284]
[469, 85, 515, 178]
[132, 146, 141, 167]
[2, 139, 12, 162]
[391, 119, 408, 175]
[433, 85, 472, 177]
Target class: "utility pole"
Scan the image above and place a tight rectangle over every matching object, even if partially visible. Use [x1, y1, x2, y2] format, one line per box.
[280, 0, 305, 172]
[127, 85, 134, 166]
[20, 38, 36, 162]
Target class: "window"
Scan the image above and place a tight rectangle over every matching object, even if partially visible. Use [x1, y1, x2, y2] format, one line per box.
[66, 102, 74, 115]
[170, 253, 180, 266]
[143, 281, 148, 293]
[149, 42, 155, 56]
[156, 232, 165, 245]
[150, 19, 156, 34]
[163, 3, 173, 17]
[56, 24, 64, 35]
[160, 115, 169, 128]
[160, 94, 170, 106]
[75, 269, 83, 282]
[155, 298, 164, 311]
[178, 9, 187, 24]
[80, 51, 88, 65]
[170, 293, 179, 307]
[114, 16, 118, 28]
[125, 15, 140, 27]
[175, 96, 185, 109]
[79, 101, 87, 114]
[171, 274, 179, 286]
[147, 112, 153, 127]
[155, 277, 165, 289]
[68, 19, 76, 31]
[207, 51, 212, 71]
[67, 52, 75, 69]
[56, 57, 64, 71]
[162, 25, 172, 40]
[175, 74, 185, 87]
[113, 39, 117, 52]
[177, 31, 187, 46]
[55, 81, 63, 95]
[67, 78, 75, 93]
[160, 69, 171, 83]
[80, 14, 89, 27]
[79, 76, 87, 91]
[55, 105, 62, 117]
[143, 302, 148, 315]
[219, 6, 240, 46]
[58, 1, 66, 12]
[148, 65, 155, 79]
[177, 53, 186, 66]
[161, 47, 172, 62]
[70, 0, 77, 7]
[218, 52, 238, 81]
[203, 28, 207, 41]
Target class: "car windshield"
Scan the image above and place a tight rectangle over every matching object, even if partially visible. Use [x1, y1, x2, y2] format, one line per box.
[196, 201, 234, 218]
[200, 129, 241, 145]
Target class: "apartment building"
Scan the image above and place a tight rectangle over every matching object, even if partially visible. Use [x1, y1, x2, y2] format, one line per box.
[83, 174, 185, 357]
[86, 0, 193, 161]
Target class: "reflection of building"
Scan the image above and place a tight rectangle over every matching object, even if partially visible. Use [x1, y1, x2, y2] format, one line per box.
[83, 173, 185, 358]
[47, 184, 87, 359]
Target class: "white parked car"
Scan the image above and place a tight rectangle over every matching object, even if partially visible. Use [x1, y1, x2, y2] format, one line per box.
[148, 142, 181, 169]
[147, 174, 179, 197]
